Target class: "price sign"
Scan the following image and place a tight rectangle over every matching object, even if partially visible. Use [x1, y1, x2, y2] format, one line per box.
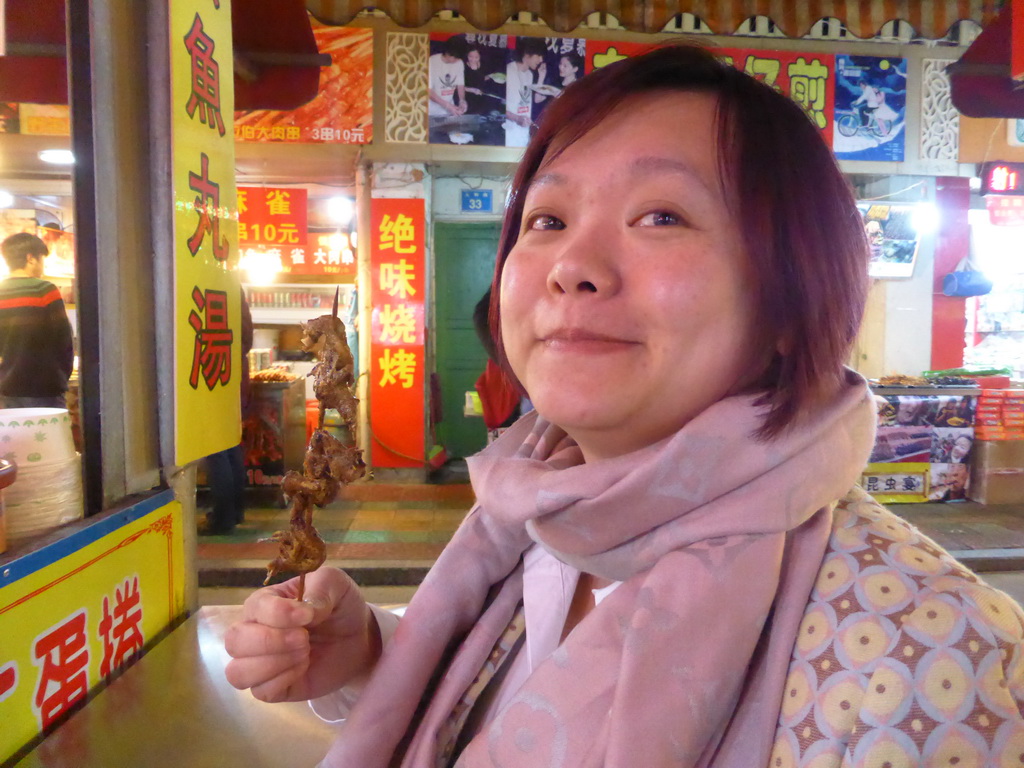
[980, 162, 1024, 196]
[461, 189, 493, 213]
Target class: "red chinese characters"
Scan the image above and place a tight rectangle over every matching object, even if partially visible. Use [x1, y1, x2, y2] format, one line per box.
[32, 611, 89, 730]
[719, 48, 835, 141]
[98, 576, 144, 678]
[183, 13, 226, 136]
[186, 152, 229, 262]
[188, 287, 234, 389]
[370, 199, 426, 467]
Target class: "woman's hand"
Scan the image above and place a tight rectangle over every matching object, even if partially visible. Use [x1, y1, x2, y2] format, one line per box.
[224, 568, 382, 703]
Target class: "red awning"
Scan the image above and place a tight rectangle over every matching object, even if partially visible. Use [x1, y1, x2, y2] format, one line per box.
[0, 0, 67, 104]
[305, 0, 1000, 38]
[0, 0, 328, 110]
[949, 3, 1024, 118]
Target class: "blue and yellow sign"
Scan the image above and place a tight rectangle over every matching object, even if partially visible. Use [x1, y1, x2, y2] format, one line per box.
[0, 492, 184, 761]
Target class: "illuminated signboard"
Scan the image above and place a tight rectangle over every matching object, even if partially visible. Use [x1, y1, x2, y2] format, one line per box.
[980, 162, 1024, 195]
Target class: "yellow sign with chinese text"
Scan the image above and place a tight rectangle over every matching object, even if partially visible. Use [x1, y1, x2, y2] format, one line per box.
[0, 494, 184, 761]
[171, 0, 241, 465]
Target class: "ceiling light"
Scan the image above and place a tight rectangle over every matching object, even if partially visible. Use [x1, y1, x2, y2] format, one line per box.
[38, 149, 75, 165]
[0, 190, 14, 208]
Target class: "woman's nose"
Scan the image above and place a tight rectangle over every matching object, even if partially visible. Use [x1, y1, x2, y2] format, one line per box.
[546, 233, 621, 297]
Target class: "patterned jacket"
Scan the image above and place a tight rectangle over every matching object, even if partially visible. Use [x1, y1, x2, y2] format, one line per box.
[771, 486, 1024, 766]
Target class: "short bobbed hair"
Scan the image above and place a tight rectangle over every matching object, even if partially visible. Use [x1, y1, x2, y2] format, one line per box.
[2, 232, 48, 271]
[490, 44, 869, 439]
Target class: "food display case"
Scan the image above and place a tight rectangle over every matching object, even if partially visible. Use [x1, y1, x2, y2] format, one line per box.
[862, 386, 979, 503]
[243, 377, 306, 486]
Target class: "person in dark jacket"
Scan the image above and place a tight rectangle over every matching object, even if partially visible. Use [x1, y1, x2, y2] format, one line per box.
[201, 287, 253, 534]
[0, 232, 74, 409]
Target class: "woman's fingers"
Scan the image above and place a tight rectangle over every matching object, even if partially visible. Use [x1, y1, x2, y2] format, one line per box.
[241, 587, 316, 629]
[224, 621, 309, 659]
[226, 651, 310, 699]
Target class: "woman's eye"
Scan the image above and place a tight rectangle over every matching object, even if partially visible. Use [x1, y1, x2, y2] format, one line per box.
[636, 211, 683, 227]
[526, 214, 565, 231]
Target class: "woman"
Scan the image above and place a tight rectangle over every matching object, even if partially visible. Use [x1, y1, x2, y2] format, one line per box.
[225, 45, 1024, 767]
[557, 51, 582, 86]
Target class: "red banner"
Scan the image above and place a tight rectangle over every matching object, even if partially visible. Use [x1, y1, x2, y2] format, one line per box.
[238, 186, 308, 247]
[583, 42, 834, 145]
[719, 48, 835, 144]
[1013, 0, 1023, 81]
[369, 198, 426, 467]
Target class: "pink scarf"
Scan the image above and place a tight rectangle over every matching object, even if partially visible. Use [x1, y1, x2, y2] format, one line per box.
[321, 370, 876, 768]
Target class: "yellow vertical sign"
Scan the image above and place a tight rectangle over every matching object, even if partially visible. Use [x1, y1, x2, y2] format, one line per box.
[170, 0, 240, 465]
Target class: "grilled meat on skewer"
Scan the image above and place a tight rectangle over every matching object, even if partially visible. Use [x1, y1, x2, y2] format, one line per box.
[264, 310, 365, 588]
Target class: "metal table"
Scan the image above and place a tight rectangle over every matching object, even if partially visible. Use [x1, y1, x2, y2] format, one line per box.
[15, 606, 337, 767]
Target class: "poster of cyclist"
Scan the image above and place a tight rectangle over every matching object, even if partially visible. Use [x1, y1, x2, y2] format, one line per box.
[833, 55, 907, 162]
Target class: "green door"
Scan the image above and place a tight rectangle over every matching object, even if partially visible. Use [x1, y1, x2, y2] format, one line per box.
[434, 221, 502, 459]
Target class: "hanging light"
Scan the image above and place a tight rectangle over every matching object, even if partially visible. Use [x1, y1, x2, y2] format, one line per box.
[238, 248, 283, 286]
[326, 196, 354, 225]
[38, 149, 75, 165]
[0, 190, 14, 208]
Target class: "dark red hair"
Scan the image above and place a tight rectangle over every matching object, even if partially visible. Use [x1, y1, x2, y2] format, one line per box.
[489, 43, 869, 439]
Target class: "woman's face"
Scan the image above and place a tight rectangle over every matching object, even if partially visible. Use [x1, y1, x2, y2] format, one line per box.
[951, 436, 972, 462]
[500, 92, 759, 461]
[467, 50, 481, 70]
[558, 57, 578, 82]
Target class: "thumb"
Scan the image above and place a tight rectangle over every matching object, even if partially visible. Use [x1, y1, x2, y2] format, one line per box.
[298, 568, 359, 626]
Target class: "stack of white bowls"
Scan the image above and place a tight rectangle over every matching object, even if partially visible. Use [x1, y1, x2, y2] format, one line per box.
[0, 408, 83, 544]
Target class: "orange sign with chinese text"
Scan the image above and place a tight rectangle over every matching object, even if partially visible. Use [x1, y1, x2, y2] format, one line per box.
[238, 186, 308, 247]
[234, 23, 372, 144]
[369, 198, 425, 468]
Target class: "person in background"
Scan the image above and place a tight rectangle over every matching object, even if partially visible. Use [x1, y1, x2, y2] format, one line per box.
[504, 37, 547, 147]
[558, 52, 583, 86]
[224, 45, 1024, 767]
[472, 289, 521, 441]
[463, 46, 501, 116]
[200, 288, 253, 535]
[0, 232, 73, 409]
[894, 394, 927, 425]
[428, 36, 468, 120]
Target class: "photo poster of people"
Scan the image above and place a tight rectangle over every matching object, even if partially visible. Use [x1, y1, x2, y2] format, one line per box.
[426, 34, 586, 148]
[868, 394, 976, 502]
[858, 202, 920, 278]
[833, 54, 907, 162]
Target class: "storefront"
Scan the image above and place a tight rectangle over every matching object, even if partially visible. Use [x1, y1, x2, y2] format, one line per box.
[0, 0, 1016, 760]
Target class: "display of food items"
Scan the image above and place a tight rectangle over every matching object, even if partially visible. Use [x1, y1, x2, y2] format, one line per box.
[264, 307, 365, 597]
[875, 374, 930, 387]
[251, 368, 298, 383]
